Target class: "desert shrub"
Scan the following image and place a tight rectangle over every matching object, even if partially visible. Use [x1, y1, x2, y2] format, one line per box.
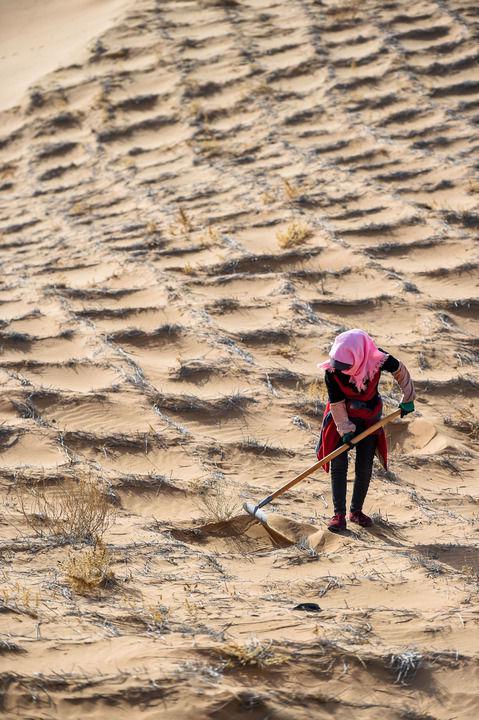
[219, 638, 288, 668]
[0, 580, 40, 617]
[306, 379, 328, 404]
[276, 221, 313, 248]
[127, 603, 170, 633]
[0, 639, 26, 655]
[304, 379, 328, 414]
[18, 477, 114, 543]
[196, 477, 239, 522]
[389, 649, 423, 684]
[168, 206, 193, 238]
[63, 542, 115, 595]
[283, 179, 301, 200]
[409, 552, 444, 577]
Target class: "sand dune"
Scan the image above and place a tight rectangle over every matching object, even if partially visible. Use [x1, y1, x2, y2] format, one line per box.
[1, 0, 478, 717]
[0, 0, 128, 111]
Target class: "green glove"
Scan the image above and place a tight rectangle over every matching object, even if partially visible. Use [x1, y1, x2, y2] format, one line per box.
[399, 401, 415, 418]
[342, 431, 355, 446]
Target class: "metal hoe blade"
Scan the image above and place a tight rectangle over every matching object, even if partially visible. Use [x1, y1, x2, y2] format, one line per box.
[243, 501, 267, 524]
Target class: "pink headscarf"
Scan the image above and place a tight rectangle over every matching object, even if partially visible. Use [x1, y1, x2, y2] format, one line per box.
[319, 329, 388, 392]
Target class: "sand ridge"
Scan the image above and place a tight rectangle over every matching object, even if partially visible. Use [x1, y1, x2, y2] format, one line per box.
[0, 0, 479, 717]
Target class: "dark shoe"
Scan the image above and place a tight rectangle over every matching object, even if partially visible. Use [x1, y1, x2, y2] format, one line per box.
[349, 510, 373, 527]
[328, 513, 346, 532]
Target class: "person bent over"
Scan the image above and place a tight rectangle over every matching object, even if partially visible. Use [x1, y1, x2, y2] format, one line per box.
[315, 329, 415, 532]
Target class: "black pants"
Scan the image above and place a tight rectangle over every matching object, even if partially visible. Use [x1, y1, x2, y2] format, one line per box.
[331, 434, 377, 514]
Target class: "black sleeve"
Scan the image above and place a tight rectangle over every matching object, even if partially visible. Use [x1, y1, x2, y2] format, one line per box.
[325, 371, 346, 403]
[378, 349, 400, 373]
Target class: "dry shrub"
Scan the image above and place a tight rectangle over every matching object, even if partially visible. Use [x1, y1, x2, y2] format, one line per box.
[196, 477, 239, 523]
[389, 649, 423, 684]
[141, 604, 170, 632]
[146, 221, 159, 234]
[306, 379, 328, 405]
[195, 138, 222, 158]
[0, 639, 26, 655]
[167, 207, 193, 238]
[276, 221, 313, 248]
[69, 201, 89, 217]
[63, 542, 115, 595]
[274, 339, 298, 360]
[18, 477, 114, 543]
[178, 207, 192, 232]
[283, 179, 301, 200]
[461, 564, 479, 591]
[220, 638, 288, 669]
[262, 191, 276, 205]
[199, 224, 220, 247]
[126, 603, 170, 633]
[182, 261, 197, 275]
[1, 579, 40, 617]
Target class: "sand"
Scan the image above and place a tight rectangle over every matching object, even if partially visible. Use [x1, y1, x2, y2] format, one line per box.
[0, 0, 478, 717]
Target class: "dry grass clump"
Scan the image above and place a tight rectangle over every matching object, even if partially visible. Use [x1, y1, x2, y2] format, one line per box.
[196, 477, 240, 522]
[219, 638, 288, 669]
[389, 649, 423, 684]
[69, 200, 90, 217]
[1, 580, 40, 617]
[306, 379, 328, 405]
[283, 179, 301, 200]
[146, 221, 159, 235]
[18, 477, 114, 543]
[63, 542, 115, 595]
[238, 437, 294, 458]
[293, 379, 327, 419]
[199, 225, 220, 247]
[409, 552, 444, 577]
[182, 261, 197, 275]
[276, 221, 313, 248]
[178, 207, 192, 232]
[262, 191, 276, 205]
[274, 340, 298, 360]
[168, 207, 193, 238]
[0, 639, 26, 655]
[461, 564, 479, 592]
[370, 510, 394, 528]
[128, 603, 170, 633]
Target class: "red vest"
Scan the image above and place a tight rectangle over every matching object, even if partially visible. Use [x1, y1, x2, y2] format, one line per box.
[333, 370, 383, 420]
[316, 370, 387, 472]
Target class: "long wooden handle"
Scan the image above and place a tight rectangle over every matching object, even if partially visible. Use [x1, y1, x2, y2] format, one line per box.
[256, 408, 401, 510]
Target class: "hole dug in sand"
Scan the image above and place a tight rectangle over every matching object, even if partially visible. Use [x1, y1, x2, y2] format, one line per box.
[169, 513, 346, 554]
[170, 515, 286, 553]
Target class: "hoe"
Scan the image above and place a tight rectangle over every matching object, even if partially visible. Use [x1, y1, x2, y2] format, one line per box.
[244, 408, 401, 529]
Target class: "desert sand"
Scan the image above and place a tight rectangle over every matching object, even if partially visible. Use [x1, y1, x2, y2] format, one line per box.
[0, 0, 478, 717]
